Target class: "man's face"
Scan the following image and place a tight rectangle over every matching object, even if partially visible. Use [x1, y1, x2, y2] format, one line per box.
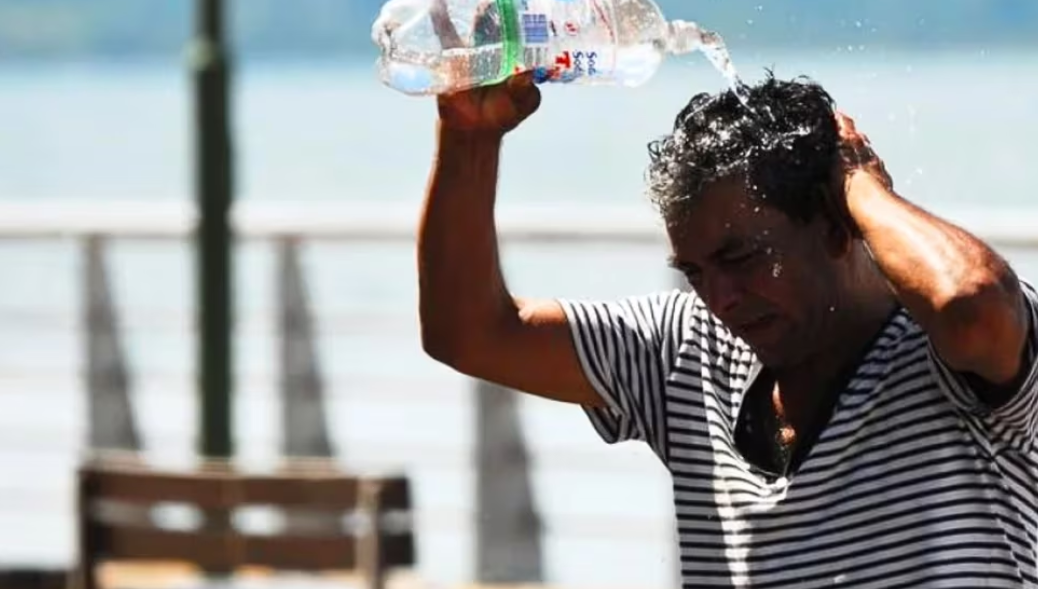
[666, 177, 845, 367]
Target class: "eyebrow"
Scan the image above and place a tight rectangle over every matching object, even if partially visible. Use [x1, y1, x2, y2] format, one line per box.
[668, 237, 749, 272]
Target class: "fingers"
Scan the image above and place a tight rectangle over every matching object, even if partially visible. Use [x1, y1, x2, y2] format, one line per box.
[835, 111, 876, 152]
[520, 84, 542, 118]
[507, 70, 536, 90]
[833, 111, 894, 190]
[835, 110, 856, 135]
[516, 78, 541, 115]
[505, 70, 541, 119]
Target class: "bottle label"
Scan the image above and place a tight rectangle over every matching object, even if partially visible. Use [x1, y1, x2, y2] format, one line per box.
[515, 0, 612, 84]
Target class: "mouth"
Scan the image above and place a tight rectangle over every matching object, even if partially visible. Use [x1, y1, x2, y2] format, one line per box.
[736, 315, 778, 338]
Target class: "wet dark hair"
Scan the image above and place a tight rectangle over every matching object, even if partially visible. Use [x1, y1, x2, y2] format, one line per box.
[646, 72, 840, 226]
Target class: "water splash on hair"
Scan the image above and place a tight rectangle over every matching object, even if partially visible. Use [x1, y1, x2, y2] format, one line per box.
[646, 73, 839, 221]
[680, 24, 755, 111]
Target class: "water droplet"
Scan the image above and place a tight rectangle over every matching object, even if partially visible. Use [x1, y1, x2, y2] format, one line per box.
[771, 264, 782, 278]
[755, 5, 764, 11]
[746, 18, 754, 26]
[753, 206, 761, 213]
[828, 306, 836, 312]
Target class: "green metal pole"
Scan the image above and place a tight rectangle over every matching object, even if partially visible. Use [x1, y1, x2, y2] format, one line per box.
[192, 0, 234, 461]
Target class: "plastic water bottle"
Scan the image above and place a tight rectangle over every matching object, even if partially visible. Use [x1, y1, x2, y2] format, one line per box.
[372, 0, 726, 96]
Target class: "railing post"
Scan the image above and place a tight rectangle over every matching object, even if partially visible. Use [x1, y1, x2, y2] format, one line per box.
[474, 380, 544, 583]
[277, 237, 339, 535]
[192, 0, 235, 463]
[83, 236, 141, 452]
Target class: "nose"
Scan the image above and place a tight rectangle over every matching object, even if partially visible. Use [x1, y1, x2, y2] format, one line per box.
[702, 271, 745, 317]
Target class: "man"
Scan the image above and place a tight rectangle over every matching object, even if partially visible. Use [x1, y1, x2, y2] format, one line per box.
[417, 70, 1038, 587]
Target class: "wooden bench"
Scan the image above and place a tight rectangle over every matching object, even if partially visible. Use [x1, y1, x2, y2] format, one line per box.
[74, 459, 415, 589]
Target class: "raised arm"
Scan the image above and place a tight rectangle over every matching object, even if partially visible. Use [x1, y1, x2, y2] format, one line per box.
[836, 113, 1031, 403]
[418, 74, 604, 407]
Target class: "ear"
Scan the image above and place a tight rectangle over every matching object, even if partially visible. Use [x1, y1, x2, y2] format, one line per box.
[814, 184, 855, 259]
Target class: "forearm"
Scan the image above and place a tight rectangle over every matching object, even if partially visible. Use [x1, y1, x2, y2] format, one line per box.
[846, 171, 1026, 381]
[418, 123, 516, 361]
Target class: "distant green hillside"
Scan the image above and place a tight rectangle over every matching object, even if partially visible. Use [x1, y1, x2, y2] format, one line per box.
[0, 0, 1035, 61]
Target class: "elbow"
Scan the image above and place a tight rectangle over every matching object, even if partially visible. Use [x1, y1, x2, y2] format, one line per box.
[420, 320, 487, 376]
[421, 322, 464, 369]
[931, 264, 1026, 368]
[934, 263, 1020, 333]
[420, 297, 520, 374]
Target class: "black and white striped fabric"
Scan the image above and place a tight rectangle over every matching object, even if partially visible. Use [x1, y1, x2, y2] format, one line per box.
[559, 282, 1038, 588]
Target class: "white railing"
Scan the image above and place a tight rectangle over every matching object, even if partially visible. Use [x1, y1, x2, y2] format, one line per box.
[3, 200, 1036, 245]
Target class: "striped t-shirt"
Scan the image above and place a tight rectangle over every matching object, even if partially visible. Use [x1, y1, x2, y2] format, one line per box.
[559, 282, 1038, 588]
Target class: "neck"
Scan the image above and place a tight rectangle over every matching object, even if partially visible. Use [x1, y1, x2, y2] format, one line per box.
[771, 276, 897, 428]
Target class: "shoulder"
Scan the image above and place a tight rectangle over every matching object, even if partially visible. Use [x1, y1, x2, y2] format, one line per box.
[864, 308, 932, 371]
[558, 288, 708, 360]
[560, 288, 702, 324]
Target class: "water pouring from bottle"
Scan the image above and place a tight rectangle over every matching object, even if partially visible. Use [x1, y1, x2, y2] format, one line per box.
[372, 0, 757, 98]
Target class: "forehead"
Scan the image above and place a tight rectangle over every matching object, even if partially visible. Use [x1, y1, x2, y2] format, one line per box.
[667, 178, 790, 257]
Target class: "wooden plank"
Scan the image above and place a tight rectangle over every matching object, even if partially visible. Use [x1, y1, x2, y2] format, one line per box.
[82, 467, 362, 510]
[238, 474, 361, 509]
[243, 535, 358, 570]
[97, 527, 359, 570]
[96, 527, 230, 571]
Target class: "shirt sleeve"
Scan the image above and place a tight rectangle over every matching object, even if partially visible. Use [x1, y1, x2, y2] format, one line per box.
[557, 289, 695, 453]
[928, 279, 1038, 453]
